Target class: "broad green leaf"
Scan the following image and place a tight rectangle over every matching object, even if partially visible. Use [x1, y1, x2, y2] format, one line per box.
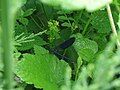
[15, 45, 69, 90]
[90, 33, 108, 50]
[91, 10, 111, 33]
[91, 10, 118, 33]
[40, 0, 112, 11]
[73, 33, 98, 61]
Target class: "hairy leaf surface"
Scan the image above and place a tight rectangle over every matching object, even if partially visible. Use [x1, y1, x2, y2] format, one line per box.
[15, 45, 69, 90]
[73, 33, 98, 61]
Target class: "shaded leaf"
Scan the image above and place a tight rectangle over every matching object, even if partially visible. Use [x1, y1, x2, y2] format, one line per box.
[17, 36, 47, 51]
[23, 9, 36, 17]
[91, 10, 118, 33]
[61, 22, 71, 27]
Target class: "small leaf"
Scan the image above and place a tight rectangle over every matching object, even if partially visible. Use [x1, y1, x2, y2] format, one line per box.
[77, 56, 82, 71]
[58, 16, 68, 20]
[58, 16, 74, 21]
[19, 18, 28, 25]
[23, 9, 36, 17]
[61, 22, 71, 27]
[57, 11, 73, 15]
[75, 56, 83, 79]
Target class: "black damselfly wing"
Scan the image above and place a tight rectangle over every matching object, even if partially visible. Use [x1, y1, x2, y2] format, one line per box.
[44, 37, 75, 61]
[52, 37, 75, 60]
[55, 37, 75, 50]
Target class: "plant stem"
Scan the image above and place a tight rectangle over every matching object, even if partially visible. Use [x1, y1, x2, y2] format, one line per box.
[106, 4, 120, 47]
[63, 13, 74, 33]
[1, 0, 14, 89]
[30, 16, 44, 30]
[82, 15, 92, 35]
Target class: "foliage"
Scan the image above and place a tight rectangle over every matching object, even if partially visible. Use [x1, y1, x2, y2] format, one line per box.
[0, 0, 120, 90]
[61, 35, 120, 90]
[91, 10, 118, 34]
[40, 0, 112, 11]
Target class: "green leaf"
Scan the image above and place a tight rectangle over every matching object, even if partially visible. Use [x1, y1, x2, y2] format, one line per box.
[18, 18, 29, 25]
[91, 10, 118, 33]
[23, 9, 36, 17]
[40, 0, 112, 11]
[57, 10, 73, 15]
[58, 16, 74, 21]
[15, 45, 69, 90]
[91, 34, 108, 50]
[75, 56, 82, 79]
[16, 9, 24, 19]
[61, 22, 71, 27]
[73, 33, 98, 61]
[17, 36, 47, 51]
[58, 16, 68, 21]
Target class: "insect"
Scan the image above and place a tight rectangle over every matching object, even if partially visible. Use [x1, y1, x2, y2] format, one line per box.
[45, 37, 75, 61]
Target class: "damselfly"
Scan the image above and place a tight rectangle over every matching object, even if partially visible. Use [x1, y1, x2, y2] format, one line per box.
[44, 37, 75, 61]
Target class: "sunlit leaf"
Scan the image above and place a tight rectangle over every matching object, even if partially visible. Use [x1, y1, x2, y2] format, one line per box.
[15, 45, 69, 90]
[73, 33, 98, 61]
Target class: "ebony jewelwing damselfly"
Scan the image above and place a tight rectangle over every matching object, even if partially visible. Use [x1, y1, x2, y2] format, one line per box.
[44, 37, 75, 61]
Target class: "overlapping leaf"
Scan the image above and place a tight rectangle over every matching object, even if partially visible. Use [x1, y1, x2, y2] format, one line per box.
[91, 10, 118, 33]
[15, 45, 69, 90]
[73, 33, 98, 61]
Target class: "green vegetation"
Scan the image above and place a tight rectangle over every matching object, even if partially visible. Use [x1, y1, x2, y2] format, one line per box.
[0, 0, 120, 90]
